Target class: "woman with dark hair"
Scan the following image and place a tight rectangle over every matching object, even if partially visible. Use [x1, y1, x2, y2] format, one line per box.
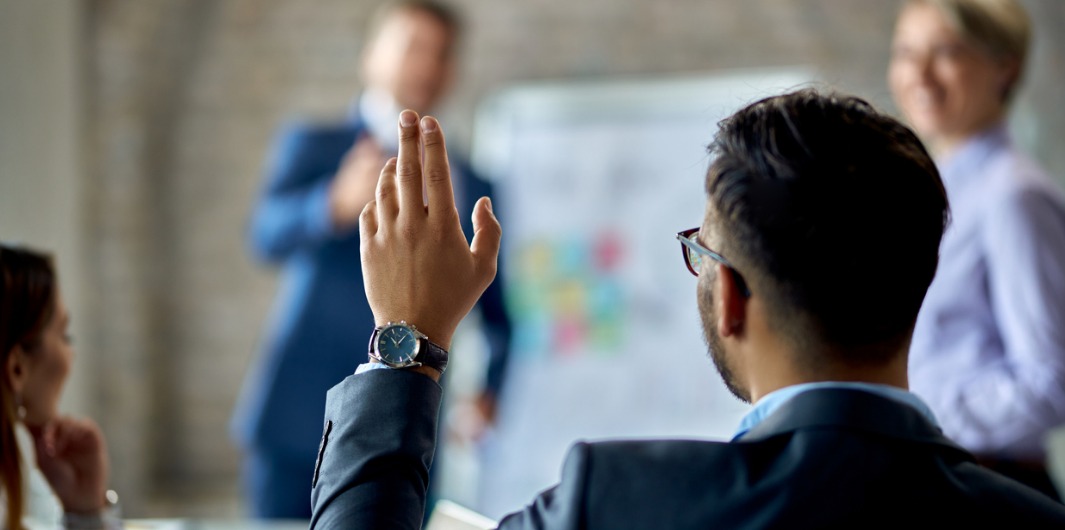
[889, 0, 1065, 499]
[1, 245, 119, 528]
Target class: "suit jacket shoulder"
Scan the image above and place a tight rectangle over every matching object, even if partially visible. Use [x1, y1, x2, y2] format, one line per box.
[312, 374, 1065, 529]
[499, 389, 1065, 529]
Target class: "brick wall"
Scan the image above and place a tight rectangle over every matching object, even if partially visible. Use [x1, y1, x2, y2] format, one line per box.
[78, 0, 1065, 515]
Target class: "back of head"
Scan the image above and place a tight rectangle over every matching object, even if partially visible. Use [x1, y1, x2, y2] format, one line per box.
[904, 0, 1030, 100]
[0, 244, 56, 529]
[707, 89, 949, 368]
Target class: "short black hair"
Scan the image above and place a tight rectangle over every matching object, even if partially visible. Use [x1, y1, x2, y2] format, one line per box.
[707, 89, 949, 367]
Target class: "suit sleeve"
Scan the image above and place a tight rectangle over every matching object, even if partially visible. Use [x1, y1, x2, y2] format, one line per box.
[497, 443, 590, 530]
[310, 369, 443, 530]
[247, 124, 343, 263]
[942, 187, 1065, 454]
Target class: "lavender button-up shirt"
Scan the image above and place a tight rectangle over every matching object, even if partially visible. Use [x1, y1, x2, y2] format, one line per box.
[909, 124, 1065, 460]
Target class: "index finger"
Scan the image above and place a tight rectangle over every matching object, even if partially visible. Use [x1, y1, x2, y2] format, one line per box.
[420, 116, 458, 221]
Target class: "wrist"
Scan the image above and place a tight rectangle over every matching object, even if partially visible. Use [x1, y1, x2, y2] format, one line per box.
[63, 490, 120, 530]
[368, 321, 449, 376]
[368, 357, 442, 382]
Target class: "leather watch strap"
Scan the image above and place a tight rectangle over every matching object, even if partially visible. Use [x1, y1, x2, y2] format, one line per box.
[416, 338, 449, 374]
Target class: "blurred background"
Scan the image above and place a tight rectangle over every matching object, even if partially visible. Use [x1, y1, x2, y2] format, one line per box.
[1, 0, 1063, 519]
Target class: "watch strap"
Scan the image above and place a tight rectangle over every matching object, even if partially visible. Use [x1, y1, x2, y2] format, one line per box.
[415, 337, 449, 374]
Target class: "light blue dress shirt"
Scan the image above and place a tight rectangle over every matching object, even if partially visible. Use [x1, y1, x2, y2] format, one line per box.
[733, 382, 937, 440]
[908, 124, 1065, 460]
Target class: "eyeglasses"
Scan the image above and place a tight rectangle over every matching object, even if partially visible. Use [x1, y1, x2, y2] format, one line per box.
[676, 228, 751, 297]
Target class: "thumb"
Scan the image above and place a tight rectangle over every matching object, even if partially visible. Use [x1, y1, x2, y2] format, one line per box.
[470, 197, 501, 277]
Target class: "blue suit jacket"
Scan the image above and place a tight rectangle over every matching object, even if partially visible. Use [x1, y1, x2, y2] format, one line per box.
[310, 373, 1065, 529]
[231, 119, 512, 459]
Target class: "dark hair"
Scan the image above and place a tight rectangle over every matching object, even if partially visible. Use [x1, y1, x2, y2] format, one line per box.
[0, 244, 57, 529]
[707, 89, 949, 367]
[365, 1, 463, 43]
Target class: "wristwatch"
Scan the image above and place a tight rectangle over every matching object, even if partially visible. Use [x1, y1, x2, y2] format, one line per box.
[368, 321, 449, 374]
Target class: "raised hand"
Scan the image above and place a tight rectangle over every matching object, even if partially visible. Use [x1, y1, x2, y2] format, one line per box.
[31, 416, 109, 514]
[359, 110, 501, 352]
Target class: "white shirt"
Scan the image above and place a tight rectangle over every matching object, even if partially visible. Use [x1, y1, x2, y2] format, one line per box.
[356, 88, 403, 153]
[0, 423, 63, 529]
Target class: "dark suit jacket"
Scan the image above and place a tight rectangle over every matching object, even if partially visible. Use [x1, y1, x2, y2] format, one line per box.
[310, 369, 1065, 529]
[230, 119, 512, 461]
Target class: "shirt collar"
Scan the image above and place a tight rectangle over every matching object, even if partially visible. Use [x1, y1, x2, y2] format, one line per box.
[732, 381, 938, 440]
[354, 88, 403, 152]
[936, 123, 1010, 191]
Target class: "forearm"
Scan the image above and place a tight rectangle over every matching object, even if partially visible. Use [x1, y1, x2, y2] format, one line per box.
[310, 369, 443, 529]
[248, 178, 340, 262]
[929, 364, 1065, 457]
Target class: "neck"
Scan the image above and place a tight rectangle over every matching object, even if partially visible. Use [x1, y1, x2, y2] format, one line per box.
[926, 113, 1007, 160]
[746, 346, 910, 404]
[733, 299, 911, 403]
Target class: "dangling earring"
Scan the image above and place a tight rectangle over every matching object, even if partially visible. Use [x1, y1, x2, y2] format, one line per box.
[15, 394, 27, 421]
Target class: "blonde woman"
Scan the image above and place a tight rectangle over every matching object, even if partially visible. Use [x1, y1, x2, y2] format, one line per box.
[889, 0, 1065, 498]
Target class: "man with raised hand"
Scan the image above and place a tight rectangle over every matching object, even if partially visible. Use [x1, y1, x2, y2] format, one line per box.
[311, 93, 1065, 528]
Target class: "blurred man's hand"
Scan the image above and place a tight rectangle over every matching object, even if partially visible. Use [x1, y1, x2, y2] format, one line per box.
[330, 136, 385, 229]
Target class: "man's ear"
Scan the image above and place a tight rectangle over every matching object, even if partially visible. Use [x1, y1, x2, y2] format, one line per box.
[5, 345, 29, 398]
[715, 263, 748, 339]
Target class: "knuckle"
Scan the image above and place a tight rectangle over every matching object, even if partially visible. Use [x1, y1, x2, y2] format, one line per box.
[480, 260, 498, 280]
[425, 167, 450, 183]
[396, 221, 420, 243]
[396, 161, 418, 178]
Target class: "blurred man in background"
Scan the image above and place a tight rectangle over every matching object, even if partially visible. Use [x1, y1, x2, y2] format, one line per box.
[231, 1, 511, 518]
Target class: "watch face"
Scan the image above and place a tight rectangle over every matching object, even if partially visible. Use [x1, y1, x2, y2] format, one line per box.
[376, 325, 420, 365]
